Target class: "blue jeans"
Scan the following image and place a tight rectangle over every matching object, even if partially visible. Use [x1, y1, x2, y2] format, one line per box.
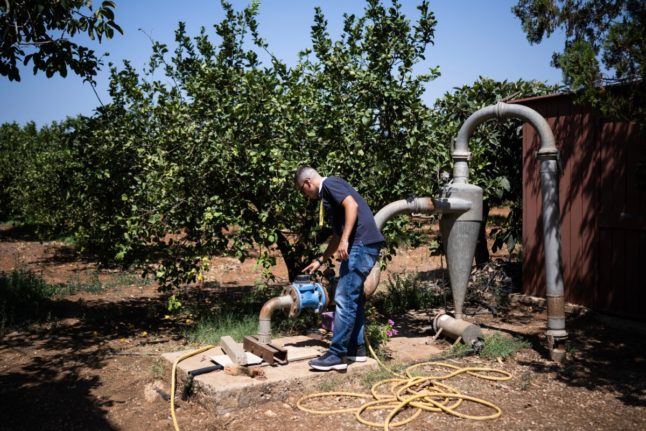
[329, 242, 382, 357]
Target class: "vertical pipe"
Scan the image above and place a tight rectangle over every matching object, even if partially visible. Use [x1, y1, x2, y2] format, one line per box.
[452, 102, 567, 355]
[540, 159, 566, 337]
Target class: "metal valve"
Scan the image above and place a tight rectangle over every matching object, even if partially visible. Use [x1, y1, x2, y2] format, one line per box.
[283, 275, 328, 318]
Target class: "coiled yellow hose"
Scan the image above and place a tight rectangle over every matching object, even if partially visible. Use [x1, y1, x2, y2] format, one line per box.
[296, 342, 512, 430]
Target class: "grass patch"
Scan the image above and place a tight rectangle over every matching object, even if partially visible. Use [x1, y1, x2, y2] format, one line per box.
[0, 268, 119, 330]
[185, 313, 259, 345]
[58, 271, 103, 296]
[317, 375, 344, 392]
[103, 271, 153, 289]
[1, 269, 57, 329]
[479, 332, 530, 359]
[150, 358, 165, 379]
[432, 341, 474, 361]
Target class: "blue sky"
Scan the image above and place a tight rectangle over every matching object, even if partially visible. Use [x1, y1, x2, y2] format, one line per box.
[0, 0, 566, 127]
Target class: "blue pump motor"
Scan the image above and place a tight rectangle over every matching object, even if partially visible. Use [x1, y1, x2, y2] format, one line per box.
[284, 275, 329, 318]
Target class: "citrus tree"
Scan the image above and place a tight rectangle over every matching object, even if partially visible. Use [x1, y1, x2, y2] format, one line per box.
[61, 0, 443, 287]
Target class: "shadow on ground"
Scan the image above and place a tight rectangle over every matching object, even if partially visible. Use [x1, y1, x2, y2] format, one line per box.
[518, 313, 646, 407]
[0, 282, 271, 431]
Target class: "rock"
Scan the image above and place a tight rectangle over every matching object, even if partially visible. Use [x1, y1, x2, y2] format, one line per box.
[144, 381, 167, 402]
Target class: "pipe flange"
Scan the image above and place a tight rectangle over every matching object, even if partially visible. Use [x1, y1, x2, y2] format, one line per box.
[537, 147, 559, 160]
[452, 149, 471, 160]
[431, 310, 447, 333]
[288, 286, 301, 318]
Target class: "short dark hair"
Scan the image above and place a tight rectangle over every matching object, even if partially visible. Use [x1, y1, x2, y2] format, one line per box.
[294, 166, 318, 186]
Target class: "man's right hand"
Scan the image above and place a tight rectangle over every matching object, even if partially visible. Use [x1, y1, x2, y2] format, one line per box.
[303, 259, 322, 274]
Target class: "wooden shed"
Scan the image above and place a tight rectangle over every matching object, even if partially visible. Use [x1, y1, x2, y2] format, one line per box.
[517, 93, 646, 320]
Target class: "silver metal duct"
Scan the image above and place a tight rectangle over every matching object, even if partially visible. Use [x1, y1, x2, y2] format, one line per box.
[433, 312, 483, 348]
[364, 197, 435, 297]
[452, 102, 567, 359]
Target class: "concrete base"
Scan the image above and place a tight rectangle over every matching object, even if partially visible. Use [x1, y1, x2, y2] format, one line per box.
[162, 335, 383, 415]
[162, 334, 445, 414]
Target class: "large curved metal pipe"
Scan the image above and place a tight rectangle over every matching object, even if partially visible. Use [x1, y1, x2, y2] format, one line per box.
[364, 197, 435, 297]
[452, 102, 558, 183]
[374, 197, 435, 230]
[257, 295, 293, 344]
[452, 102, 567, 355]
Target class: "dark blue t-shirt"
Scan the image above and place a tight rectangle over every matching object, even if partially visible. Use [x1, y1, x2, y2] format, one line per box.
[320, 176, 384, 246]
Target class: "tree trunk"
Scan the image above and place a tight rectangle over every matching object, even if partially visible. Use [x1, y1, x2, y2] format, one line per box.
[275, 230, 299, 283]
[275, 226, 334, 282]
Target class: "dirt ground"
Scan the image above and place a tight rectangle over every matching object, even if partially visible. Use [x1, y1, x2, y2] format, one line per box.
[1, 225, 645, 431]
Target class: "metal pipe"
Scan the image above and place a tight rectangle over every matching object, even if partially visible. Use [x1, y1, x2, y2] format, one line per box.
[257, 295, 293, 344]
[452, 102, 558, 183]
[452, 102, 567, 352]
[432, 312, 483, 348]
[373, 197, 435, 230]
[364, 197, 435, 297]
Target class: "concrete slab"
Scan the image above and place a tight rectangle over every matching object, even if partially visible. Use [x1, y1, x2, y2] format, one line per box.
[162, 335, 379, 415]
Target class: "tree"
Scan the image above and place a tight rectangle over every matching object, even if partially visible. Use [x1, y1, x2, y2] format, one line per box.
[432, 77, 557, 263]
[0, 0, 122, 82]
[513, 0, 645, 125]
[61, 0, 442, 288]
[0, 119, 82, 232]
[1, 1, 443, 289]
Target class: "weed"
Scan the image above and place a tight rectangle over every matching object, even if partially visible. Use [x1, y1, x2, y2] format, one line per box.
[0, 268, 127, 329]
[275, 311, 319, 336]
[374, 273, 445, 315]
[519, 370, 532, 391]
[103, 271, 153, 289]
[150, 358, 165, 379]
[185, 313, 258, 345]
[429, 341, 473, 362]
[360, 364, 403, 389]
[479, 332, 530, 359]
[317, 375, 343, 392]
[167, 294, 183, 313]
[58, 271, 103, 296]
[0, 268, 57, 328]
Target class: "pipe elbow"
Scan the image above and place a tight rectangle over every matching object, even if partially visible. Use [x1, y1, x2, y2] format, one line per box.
[497, 102, 558, 157]
[259, 295, 292, 320]
[374, 197, 435, 230]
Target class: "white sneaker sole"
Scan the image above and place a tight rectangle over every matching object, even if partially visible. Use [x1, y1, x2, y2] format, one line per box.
[347, 356, 367, 362]
[310, 363, 348, 371]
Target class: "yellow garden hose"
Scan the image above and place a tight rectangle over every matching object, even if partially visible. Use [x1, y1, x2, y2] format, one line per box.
[170, 344, 215, 431]
[296, 341, 513, 430]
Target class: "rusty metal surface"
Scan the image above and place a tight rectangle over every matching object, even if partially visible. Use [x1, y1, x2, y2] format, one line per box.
[546, 296, 566, 319]
[519, 93, 646, 320]
[243, 336, 288, 366]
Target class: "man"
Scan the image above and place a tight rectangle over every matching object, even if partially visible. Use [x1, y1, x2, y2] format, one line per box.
[295, 166, 384, 371]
